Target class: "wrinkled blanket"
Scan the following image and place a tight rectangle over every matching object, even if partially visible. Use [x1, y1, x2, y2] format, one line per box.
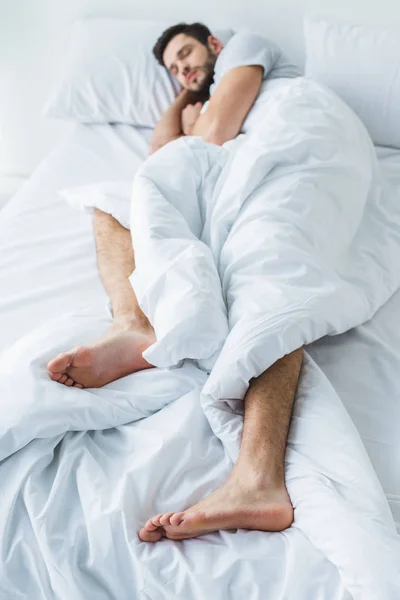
[128, 77, 400, 597]
[2, 77, 400, 599]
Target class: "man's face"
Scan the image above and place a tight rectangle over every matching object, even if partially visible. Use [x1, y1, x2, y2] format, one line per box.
[163, 33, 221, 92]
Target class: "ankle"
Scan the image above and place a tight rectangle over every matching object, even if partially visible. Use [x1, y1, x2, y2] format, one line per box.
[113, 313, 153, 333]
[229, 464, 286, 491]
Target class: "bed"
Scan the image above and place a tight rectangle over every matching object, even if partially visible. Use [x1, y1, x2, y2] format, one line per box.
[2, 12, 400, 600]
[0, 120, 399, 599]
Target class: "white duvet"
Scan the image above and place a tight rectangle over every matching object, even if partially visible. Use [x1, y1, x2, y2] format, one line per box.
[2, 77, 400, 599]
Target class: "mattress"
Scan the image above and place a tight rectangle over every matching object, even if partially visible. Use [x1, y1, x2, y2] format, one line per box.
[0, 124, 399, 598]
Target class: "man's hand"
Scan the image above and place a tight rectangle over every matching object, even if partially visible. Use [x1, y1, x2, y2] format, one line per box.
[149, 90, 196, 155]
[181, 102, 203, 136]
[150, 65, 262, 153]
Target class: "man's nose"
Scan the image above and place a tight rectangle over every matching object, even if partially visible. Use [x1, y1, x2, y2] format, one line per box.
[179, 61, 189, 77]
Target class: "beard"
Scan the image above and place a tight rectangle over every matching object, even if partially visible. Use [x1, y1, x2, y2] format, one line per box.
[190, 50, 217, 102]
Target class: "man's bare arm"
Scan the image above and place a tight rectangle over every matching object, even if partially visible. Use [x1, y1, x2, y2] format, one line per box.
[150, 65, 262, 154]
[192, 65, 263, 145]
[149, 90, 198, 155]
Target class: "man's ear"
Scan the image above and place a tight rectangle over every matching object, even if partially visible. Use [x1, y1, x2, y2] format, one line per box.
[207, 35, 223, 56]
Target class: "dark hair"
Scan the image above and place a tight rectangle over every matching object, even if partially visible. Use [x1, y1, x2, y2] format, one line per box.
[153, 22, 212, 66]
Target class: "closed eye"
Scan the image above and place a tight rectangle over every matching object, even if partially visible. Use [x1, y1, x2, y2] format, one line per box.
[168, 45, 192, 76]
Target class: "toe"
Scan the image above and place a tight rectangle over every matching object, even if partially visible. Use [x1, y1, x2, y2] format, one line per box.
[179, 511, 212, 529]
[49, 372, 63, 382]
[144, 517, 161, 532]
[169, 512, 185, 526]
[64, 377, 75, 387]
[147, 513, 163, 529]
[180, 511, 203, 523]
[59, 374, 68, 384]
[166, 532, 199, 540]
[138, 527, 164, 542]
[47, 352, 72, 374]
[159, 512, 175, 526]
[73, 383, 84, 389]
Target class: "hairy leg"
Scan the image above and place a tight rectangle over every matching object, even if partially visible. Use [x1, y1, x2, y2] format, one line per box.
[92, 209, 147, 324]
[47, 210, 155, 388]
[139, 348, 303, 541]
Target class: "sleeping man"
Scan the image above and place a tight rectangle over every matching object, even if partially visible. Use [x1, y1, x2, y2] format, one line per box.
[47, 23, 303, 542]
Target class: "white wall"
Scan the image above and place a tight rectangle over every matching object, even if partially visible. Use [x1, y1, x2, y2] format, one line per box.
[1, 0, 400, 193]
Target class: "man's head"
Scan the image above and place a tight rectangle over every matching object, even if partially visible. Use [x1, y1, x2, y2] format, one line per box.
[153, 23, 223, 93]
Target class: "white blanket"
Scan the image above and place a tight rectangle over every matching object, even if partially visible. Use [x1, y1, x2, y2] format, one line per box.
[2, 77, 400, 599]
[128, 77, 400, 597]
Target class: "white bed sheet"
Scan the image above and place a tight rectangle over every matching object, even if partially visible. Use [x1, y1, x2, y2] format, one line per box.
[0, 124, 399, 598]
[0, 124, 151, 352]
[309, 146, 400, 532]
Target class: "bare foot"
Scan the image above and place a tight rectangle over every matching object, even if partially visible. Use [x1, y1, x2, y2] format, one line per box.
[47, 317, 155, 388]
[138, 478, 294, 542]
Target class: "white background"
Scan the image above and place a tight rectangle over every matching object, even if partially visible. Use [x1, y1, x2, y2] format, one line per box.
[1, 0, 400, 194]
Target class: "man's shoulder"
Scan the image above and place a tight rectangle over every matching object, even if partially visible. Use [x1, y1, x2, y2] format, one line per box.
[216, 31, 300, 84]
[214, 31, 279, 83]
[221, 31, 278, 56]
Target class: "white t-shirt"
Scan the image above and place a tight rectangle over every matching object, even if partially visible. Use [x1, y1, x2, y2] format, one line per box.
[210, 32, 300, 95]
[201, 32, 300, 132]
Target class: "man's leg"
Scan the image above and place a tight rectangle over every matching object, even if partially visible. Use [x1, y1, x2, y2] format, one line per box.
[47, 210, 155, 388]
[139, 348, 302, 541]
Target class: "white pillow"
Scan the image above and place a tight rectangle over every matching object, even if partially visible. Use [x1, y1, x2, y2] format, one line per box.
[44, 19, 234, 127]
[304, 18, 400, 148]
